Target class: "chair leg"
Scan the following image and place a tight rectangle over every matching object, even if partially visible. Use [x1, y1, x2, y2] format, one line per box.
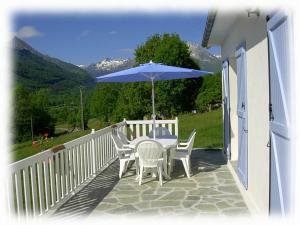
[135, 159, 139, 178]
[158, 165, 163, 186]
[139, 165, 143, 185]
[124, 160, 129, 174]
[119, 160, 125, 178]
[186, 156, 191, 176]
[185, 158, 191, 178]
[181, 158, 190, 178]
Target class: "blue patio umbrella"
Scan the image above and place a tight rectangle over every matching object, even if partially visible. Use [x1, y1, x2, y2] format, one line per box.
[96, 61, 212, 139]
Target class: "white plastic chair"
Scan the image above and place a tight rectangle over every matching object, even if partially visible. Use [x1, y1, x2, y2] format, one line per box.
[117, 130, 131, 145]
[111, 134, 137, 178]
[169, 130, 196, 178]
[135, 140, 164, 186]
[148, 127, 171, 138]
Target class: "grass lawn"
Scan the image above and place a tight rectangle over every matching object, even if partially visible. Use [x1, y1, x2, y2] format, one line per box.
[178, 108, 223, 148]
[11, 108, 223, 163]
[11, 130, 90, 163]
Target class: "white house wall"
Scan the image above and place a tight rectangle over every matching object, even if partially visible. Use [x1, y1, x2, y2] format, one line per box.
[220, 14, 270, 215]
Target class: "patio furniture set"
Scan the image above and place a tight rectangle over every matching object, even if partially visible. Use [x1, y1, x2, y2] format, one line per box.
[111, 127, 196, 186]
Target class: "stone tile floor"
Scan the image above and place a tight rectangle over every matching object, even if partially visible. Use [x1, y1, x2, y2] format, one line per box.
[53, 149, 249, 219]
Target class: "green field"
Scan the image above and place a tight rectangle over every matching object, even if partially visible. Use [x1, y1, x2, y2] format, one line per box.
[11, 130, 90, 163]
[178, 108, 223, 148]
[11, 108, 223, 163]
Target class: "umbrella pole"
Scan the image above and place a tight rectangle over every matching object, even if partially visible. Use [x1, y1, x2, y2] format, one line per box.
[151, 78, 156, 140]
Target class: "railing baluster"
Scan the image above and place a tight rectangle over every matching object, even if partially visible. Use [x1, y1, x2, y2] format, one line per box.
[43, 160, 50, 211]
[136, 124, 140, 138]
[101, 135, 104, 168]
[22, 167, 31, 217]
[83, 142, 87, 181]
[105, 133, 108, 164]
[175, 117, 179, 136]
[15, 171, 23, 216]
[69, 148, 74, 192]
[49, 156, 55, 207]
[86, 140, 90, 178]
[168, 123, 172, 134]
[60, 152, 65, 197]
[80, 144, 84, 184]
[129, 124, 134, 140]
[64, 149, 70, 195]
[30, 164, 38, 216]
[142, 124, 146, 136]
[55, 154, 61, 202]
[6, 176, 15, 217]
[37, 162, 45, 215]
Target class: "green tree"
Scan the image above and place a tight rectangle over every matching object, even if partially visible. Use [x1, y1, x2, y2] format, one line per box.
[89, 83, 120, 123]
[30, 89, 55, 137]
[13, 85, 55, 142]
[196, 72, 222, 113]
[134, 33, 201, 117]
[113, 82, 152, 121]
[13, 85, 32, 142]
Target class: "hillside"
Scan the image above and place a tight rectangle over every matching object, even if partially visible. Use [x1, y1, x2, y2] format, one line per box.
[13, 37, 95, 93]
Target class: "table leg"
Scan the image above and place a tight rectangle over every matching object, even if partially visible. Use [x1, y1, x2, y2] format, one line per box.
[163, 151, 171, 180]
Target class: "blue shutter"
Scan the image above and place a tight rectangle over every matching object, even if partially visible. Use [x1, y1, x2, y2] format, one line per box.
[222, 60, 231, 160]
[236, 43, 248, 189]
[268, 12, 291, 216]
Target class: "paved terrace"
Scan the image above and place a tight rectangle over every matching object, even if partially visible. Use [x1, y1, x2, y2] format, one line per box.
[52, 149, 249, 219]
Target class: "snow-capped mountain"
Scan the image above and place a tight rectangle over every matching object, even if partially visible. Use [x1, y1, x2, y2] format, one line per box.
[83, 58, 135, 78]
[188, 42, 221, 73]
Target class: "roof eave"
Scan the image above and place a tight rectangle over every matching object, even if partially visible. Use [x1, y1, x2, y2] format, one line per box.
[201, 11, 217, 48]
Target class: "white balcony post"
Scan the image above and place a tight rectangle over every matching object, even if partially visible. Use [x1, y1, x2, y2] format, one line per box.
[91, 129, 96, 177]
[175, 117, 179, 136]
[123, 118, 127, 137]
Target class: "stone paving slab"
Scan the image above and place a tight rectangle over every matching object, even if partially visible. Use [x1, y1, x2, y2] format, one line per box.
[53, 149, 250, 219]
[90, 149, 250, 218]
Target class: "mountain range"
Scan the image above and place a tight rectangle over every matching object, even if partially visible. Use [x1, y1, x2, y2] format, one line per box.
[187, 42, 221, 73]
[78, 42, 221, 77]
[82, 58, 136, 78]
[13, 37, 221, 94]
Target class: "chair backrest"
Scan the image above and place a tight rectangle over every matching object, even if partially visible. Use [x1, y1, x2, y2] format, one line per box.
[188, 129, 196, 142]
[136, 140, 164, 167]
[148, 127, 171, 138]
[117, 130, 129, 144]
[111, 134, 125, 158]
[186, 131, 196, 155]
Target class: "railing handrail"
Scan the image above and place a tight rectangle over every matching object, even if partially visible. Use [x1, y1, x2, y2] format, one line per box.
[9, 121, 126, 170]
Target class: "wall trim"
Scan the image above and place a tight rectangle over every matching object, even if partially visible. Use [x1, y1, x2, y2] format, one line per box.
[227, 160, 264, 216]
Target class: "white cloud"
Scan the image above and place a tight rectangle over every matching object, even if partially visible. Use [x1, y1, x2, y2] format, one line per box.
[16, 26, 43, 38]
[109, 30, 117, 35]
[119, 48, 134, 53]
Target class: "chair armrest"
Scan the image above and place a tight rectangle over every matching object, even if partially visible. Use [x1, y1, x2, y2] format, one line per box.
[176, 146, 188, 150]
[123, 144, 133, 148]
[177, 142, 188, 147]
[119, 148, 133, 152]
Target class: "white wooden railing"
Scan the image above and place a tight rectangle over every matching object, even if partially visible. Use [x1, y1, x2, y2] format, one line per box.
[124, 117, 178, 140]
[6, 118, 178, 218]
[6, 122, 126, 218]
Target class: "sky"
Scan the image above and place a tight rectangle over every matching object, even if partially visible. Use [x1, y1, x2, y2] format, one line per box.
[13, 12, 220, 65]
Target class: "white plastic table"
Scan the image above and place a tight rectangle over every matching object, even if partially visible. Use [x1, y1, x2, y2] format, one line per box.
[128, 135, 178, 179]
